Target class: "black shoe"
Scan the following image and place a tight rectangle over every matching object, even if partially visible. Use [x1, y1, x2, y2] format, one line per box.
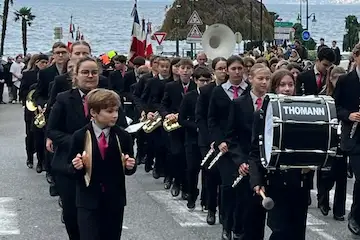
[201, 205, 208, 212]
[36, 163, 43, 173]
[26, 159, 33, 169]
[348, 218, 360, 235]
[46, 172, 54, 184]
[221, 229, 232, 240]
[152, 169, 160, 179]
[49, 185, 59, 197]
[171, 184, 180, 197]
[164, 177, 172, 189]
[334, 215, 345, 221]
[187, 200, 196, 211]
[0, 101, 6, 104]
[145, 164, 153, 173]
[319, 205, 330, 216]
[206, 211, 215, 225]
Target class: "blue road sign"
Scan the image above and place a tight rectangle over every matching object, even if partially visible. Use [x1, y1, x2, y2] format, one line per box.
[302, 30, 311, 41]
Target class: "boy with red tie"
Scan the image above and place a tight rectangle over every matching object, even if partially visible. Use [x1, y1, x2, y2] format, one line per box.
[70, 88, 136, 240]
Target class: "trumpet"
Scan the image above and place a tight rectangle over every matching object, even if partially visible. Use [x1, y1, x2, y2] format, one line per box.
[163, 113, 181, 132]
[208, 151, 223, 169]
[26, 89, 46, 129]
[142, 111, 162, 133]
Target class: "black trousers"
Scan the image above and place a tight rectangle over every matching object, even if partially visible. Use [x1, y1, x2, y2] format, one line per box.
[0, 82, 4, 102]
[25, 120, 35, 161]
[349, 154, 360, 223]
[77, 201, 124, 240]
[317, 155, 347, 216]
[200, 146, 221, 212]
[185, 143, 201, 201]
[267, 186, 309, 240]
[55, 174, 80, 240]
[135, 130, 147, 160]
[168, 131, 186, 187]
[33, 127, 45, 166]
[148, 128, 167, 175]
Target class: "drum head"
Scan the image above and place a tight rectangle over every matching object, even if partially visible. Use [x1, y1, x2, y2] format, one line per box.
[264, 102, 274, 165]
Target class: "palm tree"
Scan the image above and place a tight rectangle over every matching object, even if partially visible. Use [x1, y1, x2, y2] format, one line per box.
[14, 7, 35, 56]
[1, 0, 14, 56]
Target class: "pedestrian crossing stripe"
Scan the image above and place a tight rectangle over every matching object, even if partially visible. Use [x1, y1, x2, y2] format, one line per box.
[0, 197, 20, 235]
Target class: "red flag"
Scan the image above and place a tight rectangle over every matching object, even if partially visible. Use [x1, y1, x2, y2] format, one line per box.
[128, 1, 145, 62]
[145, 21, 153, 57]
[67, 16, 74, 49]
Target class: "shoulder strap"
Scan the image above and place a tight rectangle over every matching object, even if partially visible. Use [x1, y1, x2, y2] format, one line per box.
[115, 134, 125, 172]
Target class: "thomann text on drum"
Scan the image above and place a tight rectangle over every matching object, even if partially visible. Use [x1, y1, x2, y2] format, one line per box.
[282, 106, 326, 116]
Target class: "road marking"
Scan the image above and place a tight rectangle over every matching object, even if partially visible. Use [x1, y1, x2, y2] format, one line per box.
[308, 226, 337, 240]
[146, 190, 209, 227]
[0, 197, 20, 235]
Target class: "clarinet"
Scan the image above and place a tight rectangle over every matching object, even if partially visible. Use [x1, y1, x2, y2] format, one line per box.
[350, 106, 360, 139]
[232, 174, 243, 188]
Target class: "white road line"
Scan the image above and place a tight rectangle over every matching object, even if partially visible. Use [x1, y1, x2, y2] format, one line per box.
[308, 226, 338, 240]
[146, 190, 210, 227]
[0, 197, 20, 235]
[311, 189, 353, 211]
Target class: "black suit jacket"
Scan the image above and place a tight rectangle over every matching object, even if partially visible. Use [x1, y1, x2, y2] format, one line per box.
[122, 70, 137, 101]
[195, 82, 216, 147]
[160, 80, 196, 117]
[19, 69, 38, 103]
[141, 76, 173, 113]
[132, 73, 153, 113]
[47, 89, 128, 174]
[109, 70, 124, 95]
[47, 73, 72, 112]
[296, 68, 325, 95]
[179, 89, 199, 146]
[208, 84, 250, 147]
[34, 64, 59, 106]
[69, 123, 135, 209]
[334, 70, 360, 153]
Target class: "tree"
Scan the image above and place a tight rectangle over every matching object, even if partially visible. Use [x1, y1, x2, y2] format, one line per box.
[1, 0, 14, 56]
[292, 23, 316, 50]
[343, 15, 359, 52]
[14, 7, 35, 56]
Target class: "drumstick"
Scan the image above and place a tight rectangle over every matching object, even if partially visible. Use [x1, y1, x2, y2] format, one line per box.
[259, 189, 274, 210]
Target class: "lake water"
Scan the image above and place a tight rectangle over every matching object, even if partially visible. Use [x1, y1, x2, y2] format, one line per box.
[3, 0, 360, 56]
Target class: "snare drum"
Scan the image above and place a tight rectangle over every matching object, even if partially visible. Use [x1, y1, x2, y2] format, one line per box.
[260, 94, 339, 169]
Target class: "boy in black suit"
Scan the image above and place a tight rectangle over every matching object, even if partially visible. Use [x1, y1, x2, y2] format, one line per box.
[179, 66, 211, 209]
[70, 89, 136, 240]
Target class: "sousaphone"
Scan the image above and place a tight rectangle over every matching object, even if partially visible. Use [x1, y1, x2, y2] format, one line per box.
[201, 23, 236, 60]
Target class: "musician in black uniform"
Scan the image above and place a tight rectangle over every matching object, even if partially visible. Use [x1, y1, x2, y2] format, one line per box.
[19, 54, 49, 170]
[208, 56, 250, 240]
[141, 57, 172, 180]
[47, 57, 128, 240]
[195, 57, 227, 223]
[178, 67, 210, 210]
[250, 69, 310, 240]
[108, 54, 127, 95]
[161, 58, 196, 198]
[334, 43, 360, 235]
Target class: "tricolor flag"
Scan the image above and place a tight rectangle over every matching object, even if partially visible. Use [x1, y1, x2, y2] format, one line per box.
[145, 21, 153, 57]
[67, 15, 75, 49]
[128, 0, 145, 62]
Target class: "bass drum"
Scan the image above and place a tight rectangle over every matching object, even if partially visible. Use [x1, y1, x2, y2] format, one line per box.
[260, 94, 339, 169]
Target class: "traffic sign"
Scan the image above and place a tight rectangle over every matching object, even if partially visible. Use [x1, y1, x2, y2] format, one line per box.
[187, 10, 203, 25]
[302, 30, 311, 41]
[156, 45, 164, 55]
[235, 32, 242, 44]
[186, 25, 202, 43]
[153, 32, 167, 45]
[54, 27, 63, 39]
[274, 22, 293, 28]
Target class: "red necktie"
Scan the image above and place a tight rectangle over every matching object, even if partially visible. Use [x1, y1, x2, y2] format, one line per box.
[183, 86, 188, 94]
[83, 95, 88, 117]
[231, 86, 239, 99]
[98, 132, 108, 160]
[256, 97, 263, 110]
[316, 73, 322, 88]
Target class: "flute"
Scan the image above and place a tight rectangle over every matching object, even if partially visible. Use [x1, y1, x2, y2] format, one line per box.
[200, 148, 215, 166]
[232, 174, 243, 188]
[208, 152, 223, 169]
[350, 107, 360, 139]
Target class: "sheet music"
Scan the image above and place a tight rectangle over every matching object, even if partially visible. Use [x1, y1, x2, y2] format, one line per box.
[125, 122, 146, 133]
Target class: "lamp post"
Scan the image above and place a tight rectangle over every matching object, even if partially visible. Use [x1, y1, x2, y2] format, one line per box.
[305, 0, 316, 30]
[175, 4, 181, 56]
[260, 0, 263, 44]
[189, 0, 198, 59]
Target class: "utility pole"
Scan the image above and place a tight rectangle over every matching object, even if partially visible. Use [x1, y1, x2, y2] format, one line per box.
[260, 0, 263, 46]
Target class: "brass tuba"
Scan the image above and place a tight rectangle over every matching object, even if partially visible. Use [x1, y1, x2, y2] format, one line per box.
[26, 89, 46, 129]
[163, 113, 181, 132]
[142, 111, 162, 133]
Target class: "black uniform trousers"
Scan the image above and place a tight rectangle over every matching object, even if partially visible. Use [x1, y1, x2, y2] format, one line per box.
[148, 128, 168, 176]
[77, 197, 124, 240]
[317, 155, 347, 216]
[169, 129, 186, 188]
[200, 146, 222, 212]
[267, 186, 309, 240]
[349, 155, 360, 223]
[33, 127, 45, 166]
[55, 174, 80, 240]
[0, 81, 4, 102]
[25, 120, 35, 161]
[135, 130, 147, 161]
[185, 143, 202, 201]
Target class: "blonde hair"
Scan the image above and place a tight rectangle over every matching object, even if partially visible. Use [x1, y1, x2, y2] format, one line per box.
[249, 63, 271, 77]
[87, 89, 121, 114]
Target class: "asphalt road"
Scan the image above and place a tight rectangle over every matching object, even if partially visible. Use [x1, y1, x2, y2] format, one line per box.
[0, 90, 359, 240]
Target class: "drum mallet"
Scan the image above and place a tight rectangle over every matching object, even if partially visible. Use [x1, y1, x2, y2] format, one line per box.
[259, 189, 275, 210]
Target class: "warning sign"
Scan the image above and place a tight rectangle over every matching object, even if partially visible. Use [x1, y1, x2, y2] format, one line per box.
[186, 25, 202, 43]
[187, 11, 203, 25]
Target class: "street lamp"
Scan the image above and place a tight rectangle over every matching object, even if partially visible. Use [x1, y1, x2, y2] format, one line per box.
[305, 0, 316, 30]
[175, 4, 181, 56]
[189, 0, 198, 59]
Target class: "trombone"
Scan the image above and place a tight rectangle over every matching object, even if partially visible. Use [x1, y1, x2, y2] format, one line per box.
[26, 89, 46, 129]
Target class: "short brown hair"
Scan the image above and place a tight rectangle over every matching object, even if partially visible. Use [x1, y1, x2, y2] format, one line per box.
[270, 69, 295, 93]
[52, 42, 67, 51]
[178, 58, 193, 68]
[353, 43, 360, 57]
[87, 89, 121, 114]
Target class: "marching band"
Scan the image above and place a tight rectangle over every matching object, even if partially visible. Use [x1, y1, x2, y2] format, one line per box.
[15, 23, 360, 239]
